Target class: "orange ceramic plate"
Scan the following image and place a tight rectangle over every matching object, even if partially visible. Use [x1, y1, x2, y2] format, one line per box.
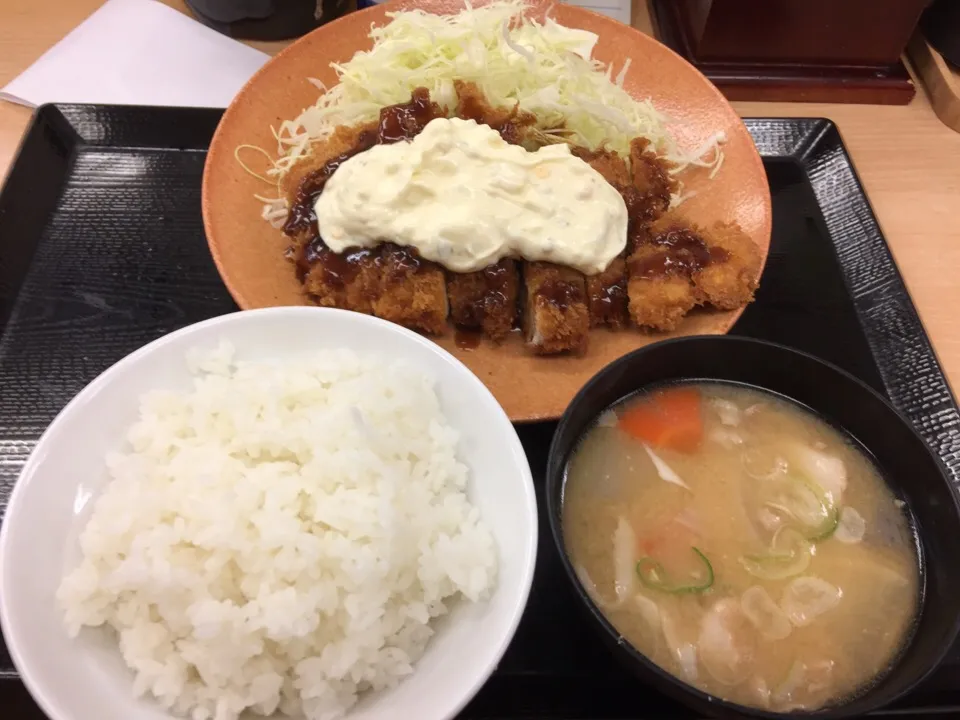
[202, 0, 772, 422]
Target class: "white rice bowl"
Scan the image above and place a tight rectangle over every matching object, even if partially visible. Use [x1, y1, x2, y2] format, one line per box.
[0, 308, 537, 720]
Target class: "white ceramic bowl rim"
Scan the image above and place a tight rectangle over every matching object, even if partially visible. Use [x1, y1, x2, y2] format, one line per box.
[0, 307, 538, 720]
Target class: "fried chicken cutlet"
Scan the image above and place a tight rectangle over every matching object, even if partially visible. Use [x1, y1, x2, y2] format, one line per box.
[454, 79, 537, 146]
[284, 122, 381, 315]
[523, 263, 589, 354]
[628, 137, 678, 222]
[284, 89, 449, 331]
[447, 259, 520, 341]
[279, 84, 758, 347]
[300, 241, 449, 334]
[571, 147, 631, 187]
[585, 256, 630, 329]
[626, 215, 761, 331]
[374, 244, 449, 335]
[297, 240, 379, 315]
[282, 120, 379, 247]
[567, 146, 667, 329]
[626, 222, 699, 331]
[691, 222, 762, 310]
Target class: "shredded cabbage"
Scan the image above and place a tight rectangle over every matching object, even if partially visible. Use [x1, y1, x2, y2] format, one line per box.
[251, 0, 725, 223]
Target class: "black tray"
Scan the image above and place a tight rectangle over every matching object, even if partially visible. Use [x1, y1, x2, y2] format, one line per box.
[2, 106, 960, 719]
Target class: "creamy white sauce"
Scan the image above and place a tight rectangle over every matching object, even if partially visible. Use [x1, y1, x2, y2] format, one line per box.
[314, 117, 628, 274]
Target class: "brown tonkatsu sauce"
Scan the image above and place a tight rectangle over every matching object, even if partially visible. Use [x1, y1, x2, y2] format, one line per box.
[376, 87, 443, 143]
[456, 261, 514, 326]
[629, 228, 730, 279]
[620, 183, 669, 228]
[480, 260, 513, 305]
[447, 258, 520, 342]
[538, 276, 586, 313]
[454, 328, 483, 350]
[283, 134, 375, 237]
[295, 239, 376, 287]
[379, 244, 423, 278]
[588, 276, 628, 324]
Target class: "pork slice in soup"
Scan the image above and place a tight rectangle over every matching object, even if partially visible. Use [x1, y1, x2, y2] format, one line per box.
[563, 383, 920, 712]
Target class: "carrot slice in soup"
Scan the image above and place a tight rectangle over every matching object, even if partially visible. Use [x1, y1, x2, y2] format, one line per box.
[619, 387, 704, 452]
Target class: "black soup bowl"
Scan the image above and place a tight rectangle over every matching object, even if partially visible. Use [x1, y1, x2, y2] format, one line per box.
[545, 336, 960, 719]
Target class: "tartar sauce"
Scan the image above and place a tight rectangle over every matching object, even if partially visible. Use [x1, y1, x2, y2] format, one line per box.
[314, 117, 628, 274]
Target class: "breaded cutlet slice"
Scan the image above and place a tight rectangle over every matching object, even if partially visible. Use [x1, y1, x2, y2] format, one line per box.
[372, 244, 449, 335]
[281, 120, 379, 248]
[585, 255, 629, 329]
[570, 147, 631, 188]
[691, 222, 762, 310]
[454, 80, 537, 145]
[299, 241, 380, 315]
[626, 243, 700, 332]
[628, 137, 678, 223]
[283, 87, 441, 201]
[523, 262, 589, 355]
[281, 123, 381, 309]
[446, 259, 519, 341]
[281, 121, 378, 203]
[625, 220, 699, 332]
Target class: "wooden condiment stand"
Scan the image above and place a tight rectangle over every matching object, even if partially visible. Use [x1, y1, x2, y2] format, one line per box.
[650, 0, 928, 104]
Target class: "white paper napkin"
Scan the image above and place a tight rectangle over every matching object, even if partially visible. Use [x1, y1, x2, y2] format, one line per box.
[0, 0, 270, 109]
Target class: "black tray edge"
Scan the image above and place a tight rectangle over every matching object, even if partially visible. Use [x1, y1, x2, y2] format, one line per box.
[742, 116, 830, 158]
[2, 109, 960, 714]
[736, 116, 960, 489]
[0, 106, 79, 331]
[795, 120, 960, 488]
[44, 103, 221, 151]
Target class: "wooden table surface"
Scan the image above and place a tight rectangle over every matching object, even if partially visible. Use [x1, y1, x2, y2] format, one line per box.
[2, 0, 959, 391]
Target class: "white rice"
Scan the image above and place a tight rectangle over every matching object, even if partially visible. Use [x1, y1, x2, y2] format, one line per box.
[57, 343, 497, 720]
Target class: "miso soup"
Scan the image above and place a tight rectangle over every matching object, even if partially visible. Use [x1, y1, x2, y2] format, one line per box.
[562, 382, 920, 712]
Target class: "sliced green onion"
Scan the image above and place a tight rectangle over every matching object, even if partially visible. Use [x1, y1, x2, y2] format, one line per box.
[807, 505, 840, 541]
[765, 475, 838, 542]
[799, 476, 839, 541]
[637, 547, 714, 594]
[740, 553, 810, 580]
[740, 528, 812, 580]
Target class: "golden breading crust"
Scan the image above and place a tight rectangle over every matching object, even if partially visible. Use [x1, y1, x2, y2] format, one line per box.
[299, 243, 379, 315]
[446, 259, 519, 341]
[372, 244, 449, 335]
[625, 214, 761, 331]
[523, 262, 589, 354]
[280, 121, 379, 252]
[454, 80, 537, 145]
[628, 137, 678, 223]
[281, 121, 378, 205]
[585, 255, 629, 329]
[570, 147, 631, 188]
[626, 241, 700, 331]
[692, 222, 762, 310]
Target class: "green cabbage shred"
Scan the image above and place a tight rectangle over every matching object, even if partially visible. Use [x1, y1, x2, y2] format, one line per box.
[256, 0, 725, 225]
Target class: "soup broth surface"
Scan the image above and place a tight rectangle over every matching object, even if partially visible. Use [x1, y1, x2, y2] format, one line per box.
[563, 383, 920, 711]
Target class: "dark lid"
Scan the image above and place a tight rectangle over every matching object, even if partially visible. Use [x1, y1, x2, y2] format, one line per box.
[184, 0, 352, 41]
